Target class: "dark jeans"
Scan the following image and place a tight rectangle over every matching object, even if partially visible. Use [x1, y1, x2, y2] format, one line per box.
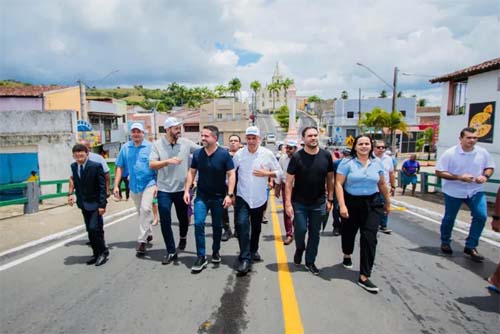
[293, 200, 325, 264]
[222, 207, 235, 232]
[157, 191, 189, 254]
[341, 192, 381, 277]
[331, 198, 341, 230]
[194, 195, 224, 257]
[82, 208, 106, 256]
[118, 176, 130, 199]
[375, 192, 388, 228]
[235, 197, 266, 261]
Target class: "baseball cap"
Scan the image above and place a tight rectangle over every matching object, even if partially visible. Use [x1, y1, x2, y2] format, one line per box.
[130, 122, 144, 132]
[342, 148, 351, 155]
[245, 126, 260, 137]
[164, 117, 183, 129]
[386, 149, 393, 155]
[286, 139, 298, 147]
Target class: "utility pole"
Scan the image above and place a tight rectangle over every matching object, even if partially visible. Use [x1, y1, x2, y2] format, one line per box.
[78, 80, 87, 121]
[358, 88, 361, 133]
[391, 66, 399, 153]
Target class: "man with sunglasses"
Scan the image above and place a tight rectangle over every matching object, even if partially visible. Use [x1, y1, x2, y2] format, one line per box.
[373, 140, 396, 234]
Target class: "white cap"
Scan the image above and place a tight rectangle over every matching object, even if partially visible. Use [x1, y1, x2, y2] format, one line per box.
[245, 126, 260, 137]
[130, 122, 144, 132]
[164, 117, 183, 129]
[386, 150, 393, 155]
[286, 139, 298, 147]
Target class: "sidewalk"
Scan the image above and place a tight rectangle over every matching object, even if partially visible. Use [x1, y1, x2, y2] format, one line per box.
[0, 199, 136, 254]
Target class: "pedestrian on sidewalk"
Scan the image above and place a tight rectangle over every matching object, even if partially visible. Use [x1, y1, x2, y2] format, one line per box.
[149, 117, 200, 265]
[68, 144, 108, 266]
[401, 154, 420, 196]
[221, 134, 242, 241]
[233, 126, 283, 275]
[183, 125, 235, 273]
[285, 127, 334, 276]
[487, 187, 500, 293]
[436, 127, 495, 262]
[113, 123, 157, 256]
[335, 135, 391, 293]
[275, 139, 298, 245]
[374, 140, 396, 234]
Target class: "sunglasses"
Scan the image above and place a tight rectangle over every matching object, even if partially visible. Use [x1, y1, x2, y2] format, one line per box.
[285, 146, 294, 150]
[376, 146, 386, 149]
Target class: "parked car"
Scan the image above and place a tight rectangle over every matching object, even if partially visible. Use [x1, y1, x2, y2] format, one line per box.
[266, 133, 276, 144]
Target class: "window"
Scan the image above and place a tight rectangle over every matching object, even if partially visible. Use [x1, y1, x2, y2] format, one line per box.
[448, 80, 467, 115]
[346, 128, 357, 138]
[217, 113, 223, 120]
[112, 118, 118, 130]
[227, 114, 233, 121]
[208, 114, 214, 122]
[235, 113, 241, 120]
[347, 111, 354, 118]
[400, 110, 406, 117]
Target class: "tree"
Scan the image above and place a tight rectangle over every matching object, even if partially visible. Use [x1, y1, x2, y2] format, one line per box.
[418, 98, 427, 107]
[250, 81, 261, 123]
[397, 91, 403, 98]
[341, 90, 349, 99]
[281, 77, 294, 106]
[385, 110, 408, 152]
[358, 107, 387, 136]
[268, 82, 281, 113]
[214, 85, 227, 98]
[379, 90, 388, 98]
[307, 95, 323, 127]
[275, 105, 290, 129]
[228, 78, 241, 100]
[416, 127, 434, 160]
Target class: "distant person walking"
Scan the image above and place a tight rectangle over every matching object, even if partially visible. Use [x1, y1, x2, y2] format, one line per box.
[285, 127, 334, 276]
[68, 144, 108, 266]
[233, 126, 283, 275]
[149, 117, 200, 265]
[373, 140, 396, 234]
[436, 127, 495, 262]
[184, 125, 235, 273]
[335, 135, 391, 293]
[113, 123, 157, 256]
[401, 154, 420, 196]
[276, 139, 298, 245]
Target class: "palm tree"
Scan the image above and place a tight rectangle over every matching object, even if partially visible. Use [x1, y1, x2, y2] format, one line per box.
[379, 90, 387, 98]
[385, 110, 408, 152]
[281, 77, 294, 106]
[214, 85, 227, 98]
[341, 90, 349, 99]
[418, 98, 427, 107]
[268, 82, 281, 113]
[250, 81, 261, 123]
[416, 127, 434, 160]
[228, 78, 241, 101]
[358, 107, 387, 135]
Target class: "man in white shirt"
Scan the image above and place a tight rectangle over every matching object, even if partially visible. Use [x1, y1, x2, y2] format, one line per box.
[232, 126, 283, 275]
[436, 127, 495, 262]
[373, 140, 396, 234]
[275, 139, 298, 245]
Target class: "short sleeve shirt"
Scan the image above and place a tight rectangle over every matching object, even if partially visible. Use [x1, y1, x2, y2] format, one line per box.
[116, 140, 156, 193]
[402, 159, 420, 175]
[337, 157, 384, 196]
[191, 146, 235, 198]
[287, 149, 333, 205]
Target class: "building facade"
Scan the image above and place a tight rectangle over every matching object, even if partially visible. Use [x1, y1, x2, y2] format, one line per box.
[255, 63, 295, 113]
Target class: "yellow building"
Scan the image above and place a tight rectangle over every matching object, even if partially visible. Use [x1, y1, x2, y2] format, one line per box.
[44, 86, 81, 117]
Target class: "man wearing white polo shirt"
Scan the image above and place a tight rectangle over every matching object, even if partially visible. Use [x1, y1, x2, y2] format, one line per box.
[436, 127, 495, 262]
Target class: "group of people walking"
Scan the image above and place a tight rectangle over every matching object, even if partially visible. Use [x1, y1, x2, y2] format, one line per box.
[68, 121, 496, 294]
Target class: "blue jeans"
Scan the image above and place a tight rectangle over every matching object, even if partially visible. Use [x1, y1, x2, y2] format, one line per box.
[194, 196, 224, 257]
[376, 193, 388, 228]
[235, 197, 266, 261]
[440, 192, 487, 249]
[293, 201, 326, 264]
[157, 191, 189, 254]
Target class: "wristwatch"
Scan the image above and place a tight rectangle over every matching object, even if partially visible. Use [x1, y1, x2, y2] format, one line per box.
[493, 215, 500, 220]
[227, 193, 234, 198]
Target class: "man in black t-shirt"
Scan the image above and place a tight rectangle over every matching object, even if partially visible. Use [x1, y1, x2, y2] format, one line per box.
[285, 127, 334, 275]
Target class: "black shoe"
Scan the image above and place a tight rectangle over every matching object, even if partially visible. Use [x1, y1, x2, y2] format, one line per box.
[178, 238, 187, 250]
[293, 249, 304, 265]
[86, 256, 97, 265]
[342, 257, 353, 269]
[221, 230, 231, 242]
[85, 241, 91, 246]
[332, 227, 341, 236]
[262, 216, 268, 224]
[464, 247, 484, 263]
[237, 260, 251, 275]
[358, 278, 379, 293]
[162, 252, 178, 265]
[212, 252, 221, 263]
[305, 263, 320, 275]
[191, 256, 208, 272]
[146, 235, 153, 243]
[379, 226, 392, 234]
[251, 252, 263, 262]
[440, 243, 453, 255]
[95, 253, 108, 266]
[103, 248, 110, 256]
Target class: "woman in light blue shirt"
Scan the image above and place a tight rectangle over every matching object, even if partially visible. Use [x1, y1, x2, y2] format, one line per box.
[335, 135, 391, 293]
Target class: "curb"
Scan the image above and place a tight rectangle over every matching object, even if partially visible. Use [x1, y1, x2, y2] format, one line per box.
[391, 198, 500, 243]
[0, 208, 137, 260]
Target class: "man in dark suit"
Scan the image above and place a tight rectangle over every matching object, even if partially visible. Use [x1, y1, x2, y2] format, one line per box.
[68, 144, 108, 266]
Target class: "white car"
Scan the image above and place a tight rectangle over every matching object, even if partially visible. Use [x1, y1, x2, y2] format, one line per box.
[266, 133, 276, 144]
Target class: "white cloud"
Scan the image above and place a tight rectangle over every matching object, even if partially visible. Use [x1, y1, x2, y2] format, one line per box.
[209, 49, 239, 66]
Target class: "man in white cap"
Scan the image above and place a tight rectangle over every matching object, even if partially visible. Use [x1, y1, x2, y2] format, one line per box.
[113, 122, 157, 256]
[232, 126, 283, 275]
[275, 139, 298, 245]
[149, 117, 200, 265]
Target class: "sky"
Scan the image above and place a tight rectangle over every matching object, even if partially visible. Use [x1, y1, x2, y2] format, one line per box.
[1, 0, 499, 106]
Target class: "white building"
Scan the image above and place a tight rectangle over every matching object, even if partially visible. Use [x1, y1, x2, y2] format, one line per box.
[430, 57, 500, 197]
[255, 63, 295, 113]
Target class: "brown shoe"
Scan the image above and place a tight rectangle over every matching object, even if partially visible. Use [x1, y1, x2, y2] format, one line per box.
[136, 242, 146, 255]
[283, 236, 293, 245]
[146, 235, 153, 244]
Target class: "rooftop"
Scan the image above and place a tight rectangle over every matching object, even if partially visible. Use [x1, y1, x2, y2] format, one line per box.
[430, 57, 500, 83]
[0, 85, 68, 97]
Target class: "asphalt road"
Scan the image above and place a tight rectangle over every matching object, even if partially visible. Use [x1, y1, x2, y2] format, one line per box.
[0, 196, 498, 334]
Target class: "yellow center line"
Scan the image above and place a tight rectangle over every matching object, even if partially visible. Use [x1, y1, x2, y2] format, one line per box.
[269, 194, 304, 334]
